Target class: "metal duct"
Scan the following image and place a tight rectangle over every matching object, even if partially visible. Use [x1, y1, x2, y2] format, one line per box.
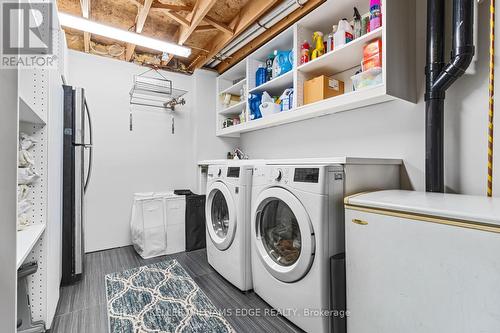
[207, 0, 306, 68]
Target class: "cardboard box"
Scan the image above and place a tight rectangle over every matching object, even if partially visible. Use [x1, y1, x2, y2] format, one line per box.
[304, 75, 345, 105]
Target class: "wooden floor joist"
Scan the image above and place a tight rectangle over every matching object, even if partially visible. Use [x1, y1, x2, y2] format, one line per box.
[214, 0, 326, 73]
[152, 1, 193, 12]
[163, 10, 190, 28]
[203, 16, 233, 35]
[81, 0, 91, 52]
[164, 0, 218, 64]
[126, 0, 154, 61]
[187, 0, 281, 71]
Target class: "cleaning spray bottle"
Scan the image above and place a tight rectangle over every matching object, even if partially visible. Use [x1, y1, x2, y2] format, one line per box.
[353, 7, 362, 39]
[370, 0, 382, 31]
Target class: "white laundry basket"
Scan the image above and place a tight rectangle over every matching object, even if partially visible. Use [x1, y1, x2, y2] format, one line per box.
[130, 192, 186, 259]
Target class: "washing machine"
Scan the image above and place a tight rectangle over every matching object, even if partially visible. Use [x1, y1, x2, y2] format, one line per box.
[250, 159, 401, 333]
[205, 161, 256, 291]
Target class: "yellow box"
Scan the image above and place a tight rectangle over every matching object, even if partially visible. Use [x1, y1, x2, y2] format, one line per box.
[304, 75, 345, 105]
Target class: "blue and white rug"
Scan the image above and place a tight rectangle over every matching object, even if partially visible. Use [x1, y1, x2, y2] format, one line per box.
[105, 260, 234, 333]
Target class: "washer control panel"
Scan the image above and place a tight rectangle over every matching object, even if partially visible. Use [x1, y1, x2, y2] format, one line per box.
[270, 167, 291, 184]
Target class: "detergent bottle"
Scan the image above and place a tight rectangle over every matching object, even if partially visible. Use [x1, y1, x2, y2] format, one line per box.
[272, 50, 293, 78]
[256, 64, 267, 87]
[248, 93, 263, 120]
[334, 19, 354, 49]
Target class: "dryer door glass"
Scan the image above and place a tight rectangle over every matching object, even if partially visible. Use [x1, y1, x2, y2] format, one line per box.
[260, 199, 301, 266]
[211, 190, 229, 238]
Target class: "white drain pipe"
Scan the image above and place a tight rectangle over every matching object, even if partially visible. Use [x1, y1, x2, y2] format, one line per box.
[207, 0, 309, 68]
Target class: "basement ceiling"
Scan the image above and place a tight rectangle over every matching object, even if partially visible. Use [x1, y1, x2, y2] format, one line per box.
[56, 0, 282, 74]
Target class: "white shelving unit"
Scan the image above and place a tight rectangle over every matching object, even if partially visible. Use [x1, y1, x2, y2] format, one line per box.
[215, 0, 416, 137]
[17, 224, 46, 269]
[19, 96, 47, 125]
[14, 1, 66, 328]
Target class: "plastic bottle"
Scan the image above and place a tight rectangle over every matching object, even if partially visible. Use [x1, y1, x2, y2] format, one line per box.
[326, 33, 334, 53]
[265, 53, 274, 81]
[353, 7, 362, 39]
[300, 41, 310, 65]
[334, 19, 354, 49]
[256, 65, 267, 87]
[370, 0, 382, 31]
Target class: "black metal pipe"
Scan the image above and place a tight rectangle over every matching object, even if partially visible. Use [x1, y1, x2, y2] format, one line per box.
[425, 0, 475, 192]
[425, 0, 445, 101]
[432, 0, 475, 92]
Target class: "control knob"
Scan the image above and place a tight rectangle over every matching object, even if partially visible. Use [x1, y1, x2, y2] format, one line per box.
[273, 169, 283, 181]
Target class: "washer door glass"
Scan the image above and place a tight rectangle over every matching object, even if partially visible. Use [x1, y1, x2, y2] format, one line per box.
[254, 187, 315, 283]
[260, 199, 301, 266]
[206, 181, 237, 251]
[211, 190, 229, 238]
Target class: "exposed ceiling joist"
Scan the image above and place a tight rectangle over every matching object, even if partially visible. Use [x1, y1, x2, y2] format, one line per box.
[188, 0, 280, 71]
[125, 0, 154, 61]
[195, 24, 218, 32]
[80, 0, 90, 52]
[203, 16, 233, 35]
[215, 0, 326, 73]
[179, 0, 217, 45]
[151, 1, 193, 12]
[163, 10, 190, 27]
[165, 0, 218, 64]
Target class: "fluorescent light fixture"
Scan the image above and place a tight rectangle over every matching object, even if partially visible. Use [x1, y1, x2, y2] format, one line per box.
[58, 13, 191, 58]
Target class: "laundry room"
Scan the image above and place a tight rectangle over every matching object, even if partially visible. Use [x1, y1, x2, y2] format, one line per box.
[1, 0, 500, 333]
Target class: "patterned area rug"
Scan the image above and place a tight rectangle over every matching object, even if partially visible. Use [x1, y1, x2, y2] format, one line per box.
[105, 260, 234, 333]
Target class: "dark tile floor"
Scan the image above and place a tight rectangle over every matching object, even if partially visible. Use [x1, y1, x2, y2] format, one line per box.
[50, 246, 303, 333]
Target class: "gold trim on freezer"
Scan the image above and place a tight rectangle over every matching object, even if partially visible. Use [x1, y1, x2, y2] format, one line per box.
[345, 204, 500, 234]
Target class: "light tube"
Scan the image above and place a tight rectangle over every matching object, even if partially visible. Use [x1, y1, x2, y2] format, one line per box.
[58, 13, 191, 58]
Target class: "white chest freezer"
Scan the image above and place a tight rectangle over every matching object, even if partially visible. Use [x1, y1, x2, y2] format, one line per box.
[344, 190, 500, 333]
[131, 192, 186, 259]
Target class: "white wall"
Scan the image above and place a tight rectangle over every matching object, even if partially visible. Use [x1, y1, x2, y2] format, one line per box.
[240, 1, 500, 196]
[189, 70, 239, 191]
[68, 51, 237, 252]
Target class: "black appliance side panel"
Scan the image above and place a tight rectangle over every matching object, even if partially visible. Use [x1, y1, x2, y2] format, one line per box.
[185, 195, 207, 251]
[61, 85, 75, 285]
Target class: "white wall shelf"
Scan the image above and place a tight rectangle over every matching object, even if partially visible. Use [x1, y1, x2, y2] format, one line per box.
[249, 70, 293, 95]
[215, 0, 416, 137]
[220, 78, 246, 96]
[219, 100, 247, 115]
[297, 27, 383, 76]
[218, 84, 389, 136]
[17, 224, 46, 269]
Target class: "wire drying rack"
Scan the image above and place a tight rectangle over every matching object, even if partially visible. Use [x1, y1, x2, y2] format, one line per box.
[129, 68, 187, 133]
[129, 68, 187, 110]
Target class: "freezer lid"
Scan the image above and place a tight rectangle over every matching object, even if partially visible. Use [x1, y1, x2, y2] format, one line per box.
[345, 190, 500, 226]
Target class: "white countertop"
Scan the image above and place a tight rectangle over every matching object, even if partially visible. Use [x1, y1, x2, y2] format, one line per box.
[17, 224, 46, 269]
[198, 157, 402, 166]
[345, 190, 500, 226]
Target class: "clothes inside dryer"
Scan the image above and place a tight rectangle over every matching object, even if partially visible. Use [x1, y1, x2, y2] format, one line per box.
[211, 190, 230, 238]
[260, 199, 301, 266]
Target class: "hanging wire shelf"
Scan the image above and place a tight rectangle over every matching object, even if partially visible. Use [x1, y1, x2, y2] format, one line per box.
[129, 69, 187, 110]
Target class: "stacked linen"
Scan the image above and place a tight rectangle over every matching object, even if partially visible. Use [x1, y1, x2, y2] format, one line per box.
[17, 133, 40, 230]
